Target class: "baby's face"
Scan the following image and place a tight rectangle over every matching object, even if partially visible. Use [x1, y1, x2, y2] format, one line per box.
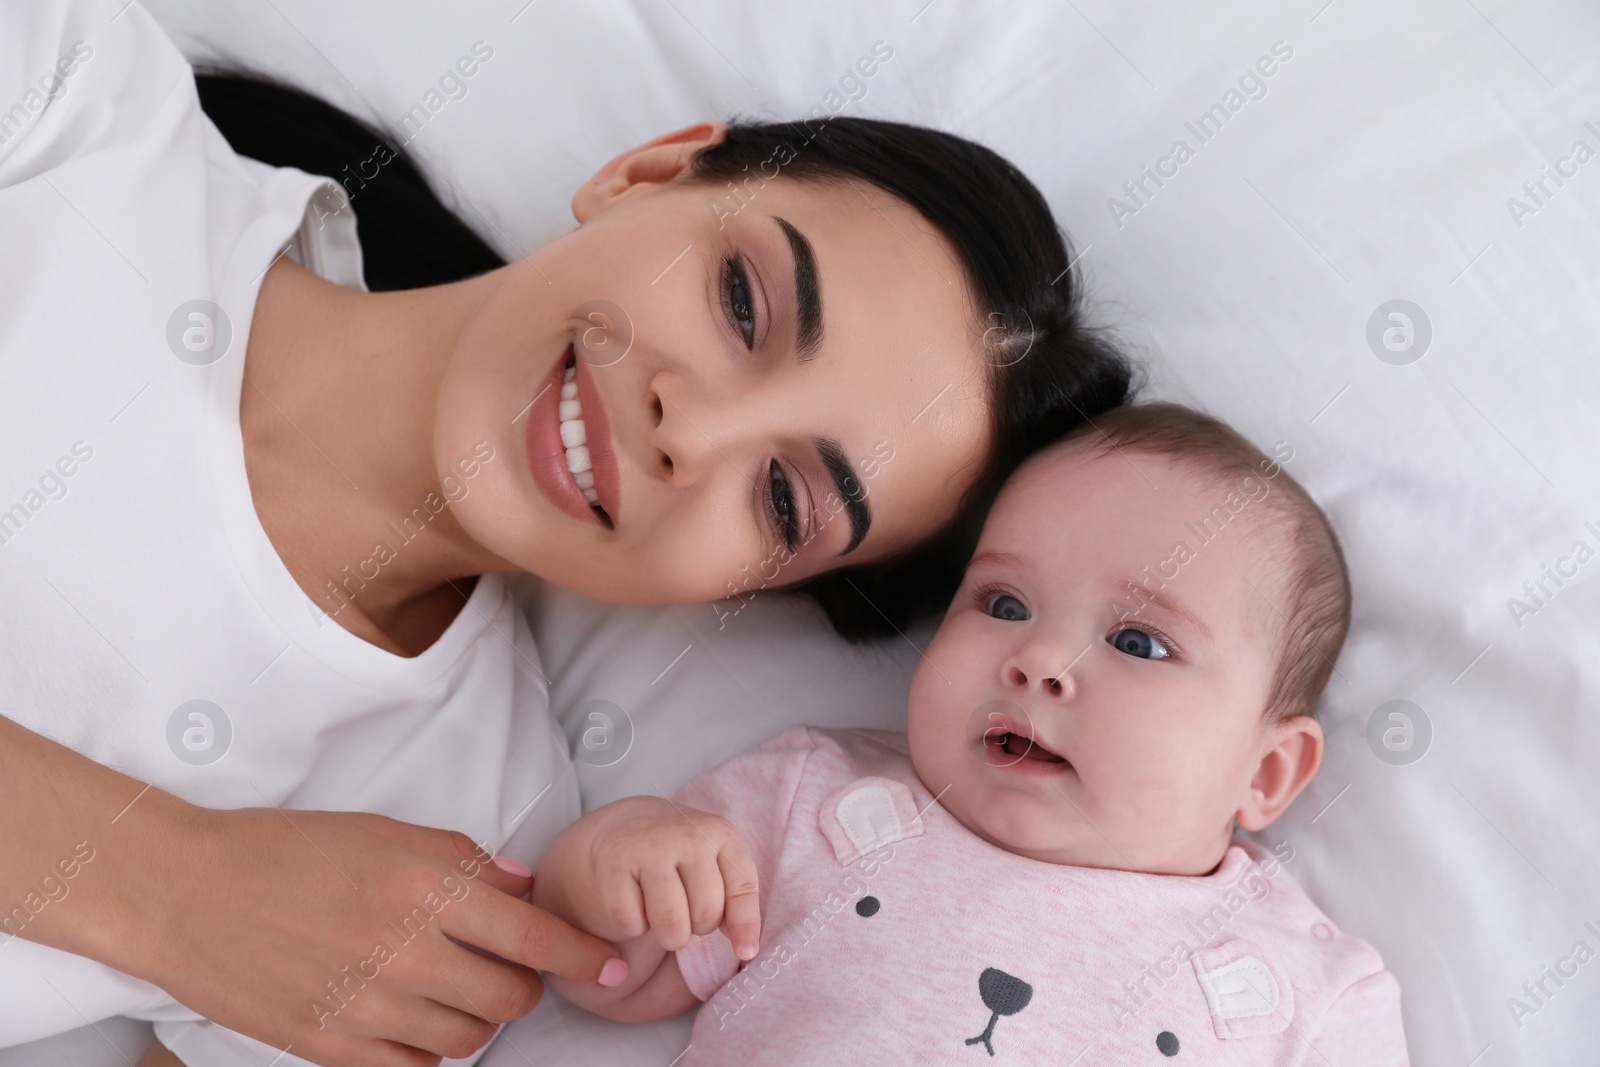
[907, 442, 1299, 875]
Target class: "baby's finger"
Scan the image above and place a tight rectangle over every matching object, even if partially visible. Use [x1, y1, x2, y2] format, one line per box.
[640, 864, 693, 952]
[676, 850, 728, 938]
[716, 843, 761, 962]
[597, 867, 650, 941]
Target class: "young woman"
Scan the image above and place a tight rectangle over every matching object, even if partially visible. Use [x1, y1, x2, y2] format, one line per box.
[0, 3, 1130, 1066]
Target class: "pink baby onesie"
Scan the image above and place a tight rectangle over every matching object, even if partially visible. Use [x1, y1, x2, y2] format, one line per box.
[672, 726, 1409, 1066]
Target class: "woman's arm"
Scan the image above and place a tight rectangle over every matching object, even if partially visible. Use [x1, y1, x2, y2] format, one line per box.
[532, 796, 761, 1024]
[1, 714, 625, 1066]
[0, 712, 181, 968]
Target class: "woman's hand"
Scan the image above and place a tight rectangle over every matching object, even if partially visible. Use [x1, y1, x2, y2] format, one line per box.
[123, 803, 625, 1067]
[0, 715, 618, 1066]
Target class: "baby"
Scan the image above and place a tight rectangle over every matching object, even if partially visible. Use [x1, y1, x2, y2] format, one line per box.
[533, 403, 1410, 1064]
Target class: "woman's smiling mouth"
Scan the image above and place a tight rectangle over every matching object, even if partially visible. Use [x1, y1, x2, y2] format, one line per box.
[558, 360, 600, 505]
[525, 345, 620, 528]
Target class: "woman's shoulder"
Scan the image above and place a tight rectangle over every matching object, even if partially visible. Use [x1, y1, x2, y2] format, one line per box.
[0, 0, 192, 179]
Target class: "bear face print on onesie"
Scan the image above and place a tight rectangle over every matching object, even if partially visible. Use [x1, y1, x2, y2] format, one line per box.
[669, 728, 1404, 1066]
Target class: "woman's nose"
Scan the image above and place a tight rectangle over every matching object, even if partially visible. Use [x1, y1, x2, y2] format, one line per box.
[646, 375, 719, 486]
[1002, 642, 1078, 701]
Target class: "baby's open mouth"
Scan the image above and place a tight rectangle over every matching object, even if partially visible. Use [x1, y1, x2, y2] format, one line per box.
[988, 730, 1071, 767]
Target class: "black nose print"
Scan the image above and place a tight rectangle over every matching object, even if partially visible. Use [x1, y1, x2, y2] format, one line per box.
[963, 967, 1032, 1057]
[1156, 1030, 1179, 1056]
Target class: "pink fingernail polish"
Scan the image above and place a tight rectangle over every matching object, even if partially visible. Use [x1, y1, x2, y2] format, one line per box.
[492, 855, 533, 878]
[598, 957, 628, 987]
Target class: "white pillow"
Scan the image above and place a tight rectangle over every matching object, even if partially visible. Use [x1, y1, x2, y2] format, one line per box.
[513, 575, 929, 812]
[141, 2, 1600, 1064]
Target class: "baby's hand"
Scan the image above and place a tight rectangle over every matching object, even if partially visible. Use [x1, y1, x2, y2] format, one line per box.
[588, 796, 761, 961]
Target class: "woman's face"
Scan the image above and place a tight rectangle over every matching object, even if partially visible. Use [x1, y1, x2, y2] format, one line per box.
[435, 122, 991, 605]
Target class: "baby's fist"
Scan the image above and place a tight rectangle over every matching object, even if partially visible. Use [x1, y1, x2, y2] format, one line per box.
[590, 796, 761, 960]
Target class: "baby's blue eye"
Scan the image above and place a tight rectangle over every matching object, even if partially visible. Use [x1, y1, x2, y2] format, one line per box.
[1110, 627, 1171, 660]
[987, 594, 1029, 621]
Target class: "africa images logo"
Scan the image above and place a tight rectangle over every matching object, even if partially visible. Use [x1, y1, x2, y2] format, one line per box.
[1107, 40, 1294, 230]
[0, 40, 93, 146]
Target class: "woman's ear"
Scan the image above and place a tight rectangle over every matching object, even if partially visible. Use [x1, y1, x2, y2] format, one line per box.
[1235, 714, 1324, 832]
[572, 120, 730, 223]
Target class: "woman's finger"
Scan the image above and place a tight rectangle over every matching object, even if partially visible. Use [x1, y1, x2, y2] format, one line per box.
[441, 891, 626, 987]
[410, 933, 547, 1025]
[473, 852, 535, 898]
[309, 983, 494, 1067]
[307, 1034, 439, 1067]
[717, 842, 761, 962]
[355, 994, 500, 1063]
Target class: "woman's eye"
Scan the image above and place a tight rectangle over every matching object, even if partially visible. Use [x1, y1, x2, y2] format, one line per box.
[986, 594, 1029, 622]
[1110, 627, 1172, 660]
[767, 460, 799, 551]
[723, 257, 756, 348]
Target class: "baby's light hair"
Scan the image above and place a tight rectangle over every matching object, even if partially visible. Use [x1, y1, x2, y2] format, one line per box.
[1059, 403, 1351, 723]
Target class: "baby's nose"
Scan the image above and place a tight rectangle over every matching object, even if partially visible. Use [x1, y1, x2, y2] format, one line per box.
[1004, 648, 1078, 700]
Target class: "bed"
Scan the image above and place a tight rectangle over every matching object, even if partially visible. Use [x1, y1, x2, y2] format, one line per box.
[38, 1, 1600, 1063]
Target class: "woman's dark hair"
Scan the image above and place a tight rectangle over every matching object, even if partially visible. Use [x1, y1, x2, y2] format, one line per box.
[194, 72, 504, 291]
[195, 71, 1133, 641]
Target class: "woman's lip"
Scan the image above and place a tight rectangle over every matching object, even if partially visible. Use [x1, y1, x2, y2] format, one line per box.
[524, 348, 615, 527]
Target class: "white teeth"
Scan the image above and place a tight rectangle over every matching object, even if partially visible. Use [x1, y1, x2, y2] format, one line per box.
[557, 359, 602, 510]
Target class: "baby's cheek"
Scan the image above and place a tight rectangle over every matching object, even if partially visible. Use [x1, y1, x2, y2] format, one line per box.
[1119, 744, 1232, 846]
[906, 655, 970, 745]
[908, 700, 983, 803]
[1083, 733, 1186, 815]
[904, 703, 950, 784]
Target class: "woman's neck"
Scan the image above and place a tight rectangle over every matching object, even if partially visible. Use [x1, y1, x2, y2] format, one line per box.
[241, 256, 511, 656]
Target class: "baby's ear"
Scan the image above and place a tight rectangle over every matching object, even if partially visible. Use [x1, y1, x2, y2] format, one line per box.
[1235, 715, 1323, 832]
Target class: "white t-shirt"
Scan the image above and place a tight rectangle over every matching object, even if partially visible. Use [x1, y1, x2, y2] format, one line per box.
[0, 2, 577, 1063]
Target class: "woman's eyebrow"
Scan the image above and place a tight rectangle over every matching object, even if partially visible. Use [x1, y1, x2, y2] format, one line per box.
[815, 437, 871, 555]
[772, 216, 823, 362]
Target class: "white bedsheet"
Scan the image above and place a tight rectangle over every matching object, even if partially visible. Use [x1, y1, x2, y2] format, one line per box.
[91, 2, 1600, 1064]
